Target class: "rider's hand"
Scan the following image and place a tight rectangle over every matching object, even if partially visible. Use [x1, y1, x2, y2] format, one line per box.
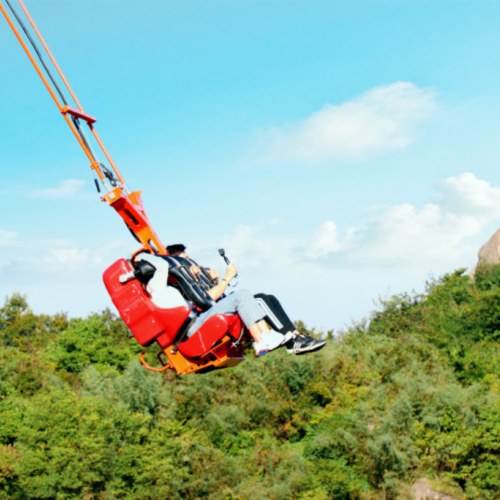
[190, 264, 202, 279]
[208, 268, 220, 282]
[224, 263, 238, 281]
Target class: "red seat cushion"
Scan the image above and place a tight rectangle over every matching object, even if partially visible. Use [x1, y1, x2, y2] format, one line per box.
[178, 314, 243, 358]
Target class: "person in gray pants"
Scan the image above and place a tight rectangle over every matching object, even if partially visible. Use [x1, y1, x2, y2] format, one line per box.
[166, 244, 326, 356]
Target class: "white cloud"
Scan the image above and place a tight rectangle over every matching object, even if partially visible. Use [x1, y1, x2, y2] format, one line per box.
[306, 221, 355, 258]
[351, 203, 481, 266]
[217, 173, 500, 273]
[0, 230, 17, 247]
[438, 172, 500, 217]
[349, 172, 500, 267]
[29, 179, 85, 199]
[221, 224, 296, 268]
[47, 248, 90, 266]
[0, 229, 129, 284]
[258, 82, 436, 163]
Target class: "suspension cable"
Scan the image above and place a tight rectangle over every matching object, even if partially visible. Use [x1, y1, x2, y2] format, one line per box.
[3, 0, 101, 166]
[4, 0, 68, 106]
[16, 0, 84, 111]
[4, 0, 126, 188]
[72, 117, 97, 163]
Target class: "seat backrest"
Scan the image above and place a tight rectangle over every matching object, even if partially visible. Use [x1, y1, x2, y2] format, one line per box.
[103, 259, 190, 346]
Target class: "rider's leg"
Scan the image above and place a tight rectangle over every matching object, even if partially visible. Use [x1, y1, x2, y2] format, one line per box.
[188, 289, 273, 340]
[248, 319, 272, 343]
[253, 293, 295, 334]
[254, 292, 327, 355]
[186, 290, 284, 355]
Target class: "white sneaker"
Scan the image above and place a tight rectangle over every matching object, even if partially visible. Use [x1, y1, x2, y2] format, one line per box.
[253, 331, 286, 356]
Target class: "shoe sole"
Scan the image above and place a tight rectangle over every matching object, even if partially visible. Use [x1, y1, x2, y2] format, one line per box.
[287, 340, 326, 356]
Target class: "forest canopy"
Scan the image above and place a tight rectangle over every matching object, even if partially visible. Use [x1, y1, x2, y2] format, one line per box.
[2, 264, 500, 499]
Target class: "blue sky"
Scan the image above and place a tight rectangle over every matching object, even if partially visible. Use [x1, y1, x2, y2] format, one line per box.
[2, 0, 500, 332]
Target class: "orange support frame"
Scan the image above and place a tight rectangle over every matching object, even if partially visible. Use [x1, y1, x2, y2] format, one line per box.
[139, 335, 247, 375]
[0, 0, 165, 255]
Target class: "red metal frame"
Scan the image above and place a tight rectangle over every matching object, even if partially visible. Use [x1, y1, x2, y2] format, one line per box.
[61, 106, 97, 125]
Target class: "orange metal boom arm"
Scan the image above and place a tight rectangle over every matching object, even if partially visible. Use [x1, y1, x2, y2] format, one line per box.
[0, 0, 165, 255]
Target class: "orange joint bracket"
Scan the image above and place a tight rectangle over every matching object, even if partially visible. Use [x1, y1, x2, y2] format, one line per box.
[102, 186, 123, 204]
[102, 188, 165, 254]
[61, 105, 96, 124]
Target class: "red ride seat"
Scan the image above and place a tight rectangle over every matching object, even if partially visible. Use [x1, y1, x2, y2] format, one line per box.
[103, 259, 244, 357]
[103, 258, 190, 346]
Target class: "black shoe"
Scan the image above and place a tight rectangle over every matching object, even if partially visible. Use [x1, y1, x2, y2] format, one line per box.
[284, 334, 326, 355]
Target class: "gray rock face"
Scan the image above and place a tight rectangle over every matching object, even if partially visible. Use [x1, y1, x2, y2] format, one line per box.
[469, 227, 500, 277]
[478, 227, 500, 265]
[411, 478, 460, 500]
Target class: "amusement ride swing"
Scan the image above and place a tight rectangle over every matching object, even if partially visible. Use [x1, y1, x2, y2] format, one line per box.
[1, 0, 252, 375]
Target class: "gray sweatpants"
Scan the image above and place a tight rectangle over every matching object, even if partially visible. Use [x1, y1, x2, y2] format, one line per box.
[187, 289, 265, 337]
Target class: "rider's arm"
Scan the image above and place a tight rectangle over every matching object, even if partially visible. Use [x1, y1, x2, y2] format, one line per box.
[207, 263, 237, 301]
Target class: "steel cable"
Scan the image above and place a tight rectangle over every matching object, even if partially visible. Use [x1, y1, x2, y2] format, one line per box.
[5, 0, 68, 106]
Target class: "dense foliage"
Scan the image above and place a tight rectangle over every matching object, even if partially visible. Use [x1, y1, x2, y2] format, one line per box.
[2, 264, 500, 498]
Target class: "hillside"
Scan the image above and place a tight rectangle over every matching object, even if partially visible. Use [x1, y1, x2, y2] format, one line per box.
[2, 265, 500, 499]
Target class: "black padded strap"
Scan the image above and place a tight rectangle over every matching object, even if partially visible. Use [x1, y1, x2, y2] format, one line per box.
[160, 256, 215, 312]
[171, 316, 198, 353]
[199, 266, 215, 290]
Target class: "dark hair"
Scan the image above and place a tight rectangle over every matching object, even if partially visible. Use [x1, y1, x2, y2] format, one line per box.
[166, 244, 187, 256]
